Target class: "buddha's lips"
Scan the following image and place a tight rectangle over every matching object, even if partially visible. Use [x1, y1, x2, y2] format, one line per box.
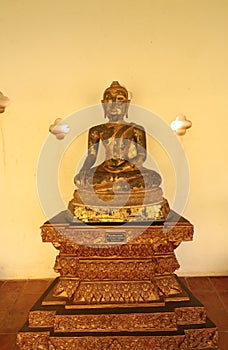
[109, 110, 121, 115]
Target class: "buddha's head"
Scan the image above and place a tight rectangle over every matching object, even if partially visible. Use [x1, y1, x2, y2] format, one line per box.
[102, 81, 131, 122]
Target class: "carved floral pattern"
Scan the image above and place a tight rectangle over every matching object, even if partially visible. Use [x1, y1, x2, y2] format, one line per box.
[54, 312, 177, 332]
[29, 311, 56, 328]
[16, 332, 49, 350]
[175, 307, 207, 325]
[72, 281, 160, 304]
[27, 306, 208, 330]
[53, 279, 79, 299]
[58, 243, 157, 257]
[165, 224, 194, 248]
[54, 255, 180, 279]
[17, 334, 189, 350]
[185, 328, 218, 348]
[54, 256, 155, 279]
[156, 275, 183, 296]
[17, 330, 219, 350]
[154, 255, 180, 275]
[41, 222, 193, 249]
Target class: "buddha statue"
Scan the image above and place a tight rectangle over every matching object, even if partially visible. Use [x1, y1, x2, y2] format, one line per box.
[68, 81, 170, 222]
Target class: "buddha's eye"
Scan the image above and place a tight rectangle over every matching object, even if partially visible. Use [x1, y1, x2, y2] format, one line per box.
[104, 94, 113, 103]
[116, 95, 125, 102]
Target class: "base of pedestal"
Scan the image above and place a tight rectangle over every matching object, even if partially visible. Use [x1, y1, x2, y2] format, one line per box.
[17, 277, 218, 349]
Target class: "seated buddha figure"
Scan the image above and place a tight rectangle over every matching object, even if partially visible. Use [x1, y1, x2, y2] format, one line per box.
[68, 81, 169, 222]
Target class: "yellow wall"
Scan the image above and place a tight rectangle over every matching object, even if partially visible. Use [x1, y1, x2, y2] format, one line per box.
[1, 0, 228, 278]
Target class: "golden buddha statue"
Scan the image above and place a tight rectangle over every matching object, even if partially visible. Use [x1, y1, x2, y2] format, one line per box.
[68, 81, 170, 222]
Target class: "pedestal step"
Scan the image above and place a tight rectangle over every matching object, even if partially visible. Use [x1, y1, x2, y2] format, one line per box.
[17, 277, 218, 349]
[29, 309, 208, 333]
[42, 275, 190, 308]
[17, 321, 218, 350]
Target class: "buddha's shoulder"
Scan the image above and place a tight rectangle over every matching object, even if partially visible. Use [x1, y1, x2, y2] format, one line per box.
[129, 122, 145, 132]
[89, 124, 106, 133]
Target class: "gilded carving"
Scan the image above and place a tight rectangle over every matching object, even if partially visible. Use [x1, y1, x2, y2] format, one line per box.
[48, 335, 188, 350]
[54, 312, 177, 332]
[16, 332, 49, 350]
[147, 234, 173, 254]
[54, 256, 79, 276]
[17, 331, 219, 350]
[29, 311, 56, 328]
[54, 256, 155, 280]
[185, 328, 218, 348]
[58, 242, 157, 257]
[41, 222, 193, 249]
[175, 307, 207, 325]
[27, 306, 208, 330]
[156, 275, 183, 297]
[72, 280, 160, 305]
[154, 255, 180, 275]
[53, 255, 181, 280]
[41, 225, 65, 243]
[165, 224, 194, 248]
[52, 279, 79, 299]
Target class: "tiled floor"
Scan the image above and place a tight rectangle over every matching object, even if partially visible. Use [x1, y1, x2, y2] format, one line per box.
[0, 277, 227, 349]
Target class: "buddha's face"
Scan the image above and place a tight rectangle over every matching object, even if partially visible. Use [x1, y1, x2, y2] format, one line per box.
[102, 89, 130, 122]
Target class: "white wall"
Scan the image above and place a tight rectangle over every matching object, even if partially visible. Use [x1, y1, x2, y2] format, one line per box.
[0, 0, 228, 278]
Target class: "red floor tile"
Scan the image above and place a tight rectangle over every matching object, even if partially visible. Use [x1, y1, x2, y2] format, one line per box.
[0, 293, 19, 312]
[210, 277, 228, 291]
[13, 293, 41, 313]
[186, 276, 214, 291]
[0, 281, 26, 294]
[218, 331, 228, 350]
[0, 281, 6, 289]
[0, 333, 18, 350]
[0, 306, 28, 333]
[217, 291, 228, 314]
[0, 281, 27, 312]
[22, 279, 52, 295]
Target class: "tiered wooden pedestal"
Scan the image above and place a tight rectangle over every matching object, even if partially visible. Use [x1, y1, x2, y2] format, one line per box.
[17, 211, 218, 349]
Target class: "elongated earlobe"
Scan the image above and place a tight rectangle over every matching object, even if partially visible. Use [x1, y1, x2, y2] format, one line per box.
[102, 102, 106, 118]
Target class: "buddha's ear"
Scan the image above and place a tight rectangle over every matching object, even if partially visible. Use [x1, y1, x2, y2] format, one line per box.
[101, 100, 107, 118]
[125, 100, 131, 118]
